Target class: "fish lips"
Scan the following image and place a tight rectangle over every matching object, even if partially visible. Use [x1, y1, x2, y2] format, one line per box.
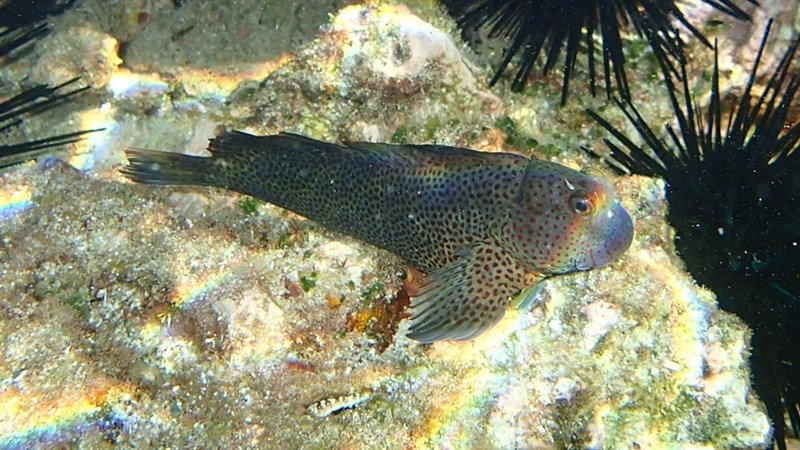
[574, 200, 634, 271]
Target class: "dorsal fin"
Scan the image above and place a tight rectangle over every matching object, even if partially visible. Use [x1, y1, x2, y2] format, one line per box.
[207, 131, 347, 156]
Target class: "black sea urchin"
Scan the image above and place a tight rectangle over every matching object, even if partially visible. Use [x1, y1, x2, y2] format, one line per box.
[0, 0, 76, 30]
[0, 0, 98, 169]
[440, 0, 755, 103]
[0, 0, 76, 56]
[584, 21, 800, 448]
[0, 78, 97, 169]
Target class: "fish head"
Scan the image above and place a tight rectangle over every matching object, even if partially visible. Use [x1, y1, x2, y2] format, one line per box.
[502, 159, 633, 274]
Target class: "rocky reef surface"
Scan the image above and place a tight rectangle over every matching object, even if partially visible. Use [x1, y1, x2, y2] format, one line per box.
[0, 1, 782, 448]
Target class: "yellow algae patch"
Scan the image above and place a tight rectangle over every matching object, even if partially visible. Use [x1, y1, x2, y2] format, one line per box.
[0, 379, 133, 446]
[139, 309, 169, 343]
[30, 27, 121, 89]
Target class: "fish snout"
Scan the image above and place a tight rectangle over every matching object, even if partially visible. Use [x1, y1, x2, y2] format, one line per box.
[573, 200, 633, 271]
[594, 201, 633, 268]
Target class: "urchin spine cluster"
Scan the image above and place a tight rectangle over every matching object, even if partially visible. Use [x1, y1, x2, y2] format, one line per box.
[440, 0, 754, 103]
[584, 20, 800, 449]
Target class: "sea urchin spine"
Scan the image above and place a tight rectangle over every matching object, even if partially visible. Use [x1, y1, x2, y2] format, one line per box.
[584, 20, 800, 448]
[440, 0, 754, 103]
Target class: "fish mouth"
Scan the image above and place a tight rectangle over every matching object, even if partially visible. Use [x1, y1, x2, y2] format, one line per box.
[595, 202, 634, 267]
[568, 247, 599, 272]
[576, 249, 598, 271]
[524, 201, 634, 275]
[608, 202, 634, 253]
[573, 202, 634, 272]
[546, 252, 596, 274]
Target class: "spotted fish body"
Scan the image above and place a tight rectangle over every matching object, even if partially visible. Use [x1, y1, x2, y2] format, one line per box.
[122, 132, 633, 343]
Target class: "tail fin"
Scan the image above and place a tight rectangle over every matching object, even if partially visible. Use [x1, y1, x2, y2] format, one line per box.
[121, 148, 214, 186]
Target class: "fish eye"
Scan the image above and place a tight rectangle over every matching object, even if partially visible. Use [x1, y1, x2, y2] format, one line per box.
[569, 191, 595, 216]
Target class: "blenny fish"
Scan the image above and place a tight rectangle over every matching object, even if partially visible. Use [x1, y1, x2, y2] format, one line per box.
[121, 132, 633, 343]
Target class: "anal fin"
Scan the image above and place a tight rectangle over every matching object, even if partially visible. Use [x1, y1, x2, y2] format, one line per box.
[406, 240, 542, 343]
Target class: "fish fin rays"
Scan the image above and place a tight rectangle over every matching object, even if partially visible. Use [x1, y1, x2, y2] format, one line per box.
[121, 148, 213, 186]
[207, 131, 345, 158]
[511, 279, 546, 310]
[406, 240, 541, 343]
[206, 130, 262, 156]
[206, 132, 524, 170]
[345, 141, 475, 157]
[344, 141, 527, 164]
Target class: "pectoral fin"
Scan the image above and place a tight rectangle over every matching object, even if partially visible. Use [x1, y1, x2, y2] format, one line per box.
[406, 241, 539, 343]
[511, 279, 546, 310]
